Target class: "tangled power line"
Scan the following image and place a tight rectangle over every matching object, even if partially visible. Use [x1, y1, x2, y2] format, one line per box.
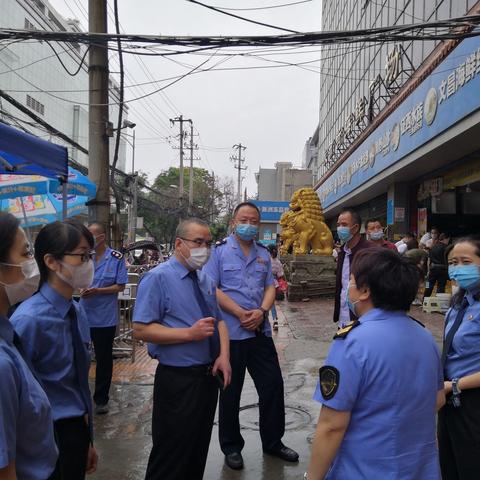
[0, 15, 479, 48]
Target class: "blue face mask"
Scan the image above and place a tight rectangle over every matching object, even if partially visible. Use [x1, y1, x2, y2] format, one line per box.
[369, 230, 384, 241]
[448, 265, 480, 291]
[346, 283, 360, 317]
[236, 224, 258, 241]
[337, 226, 353, 244]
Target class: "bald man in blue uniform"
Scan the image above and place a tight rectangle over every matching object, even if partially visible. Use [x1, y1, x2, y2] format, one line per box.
[203, 202, 298, 471]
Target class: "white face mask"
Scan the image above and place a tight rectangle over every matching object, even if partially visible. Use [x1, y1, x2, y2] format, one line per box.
[57, 259, 94, 289]
[180, 241, 210, 270]
[0, 258, 40, 306]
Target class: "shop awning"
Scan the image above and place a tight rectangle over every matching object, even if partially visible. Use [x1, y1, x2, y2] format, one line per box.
[0, 122, 68, 179]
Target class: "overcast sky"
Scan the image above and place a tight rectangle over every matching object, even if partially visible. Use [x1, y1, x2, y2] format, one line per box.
[49, 0, 322, 197]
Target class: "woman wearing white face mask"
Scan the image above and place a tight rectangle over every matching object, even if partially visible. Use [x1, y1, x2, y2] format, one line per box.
[10, 220, 98, 480]
[0, 212, 58, 480]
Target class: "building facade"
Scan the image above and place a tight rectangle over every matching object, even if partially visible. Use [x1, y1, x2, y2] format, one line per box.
[0, 0, 128, 172]
[309, 0, 480, 238]
[256, 162, 313, 202]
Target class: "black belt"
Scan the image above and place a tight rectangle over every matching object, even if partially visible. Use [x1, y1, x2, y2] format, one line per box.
[157, 363, 213, 376]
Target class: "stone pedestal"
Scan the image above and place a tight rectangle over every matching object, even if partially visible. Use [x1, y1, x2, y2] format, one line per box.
[281, 255, 336, 301]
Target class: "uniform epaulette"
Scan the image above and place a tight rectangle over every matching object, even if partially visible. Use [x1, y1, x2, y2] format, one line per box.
[409, 316, 425, 328]
[215, 238, 227, 247]
[333, 320, 360, 340]
[111, 249, 124, 260]
[255, 241, 268, 249]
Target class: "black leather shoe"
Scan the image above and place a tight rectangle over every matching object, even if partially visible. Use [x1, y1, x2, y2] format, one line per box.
[225, 452, 244, 470]
[264, 445, 299, 462]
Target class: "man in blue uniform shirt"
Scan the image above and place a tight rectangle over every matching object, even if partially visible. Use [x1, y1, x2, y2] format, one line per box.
[80, 222, 128, 414]
[133, 218, 231, 480]
[203, 202, 299, 471]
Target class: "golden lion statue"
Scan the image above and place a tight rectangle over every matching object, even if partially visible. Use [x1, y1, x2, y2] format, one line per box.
[279, 188, 333, 256]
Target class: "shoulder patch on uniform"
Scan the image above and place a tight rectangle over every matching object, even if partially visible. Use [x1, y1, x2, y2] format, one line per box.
[255, 241, 268, 249]
[319, 366, 339, 400]
[408, 316, 425, 328]
[333, 320, 360, 340]
[111, 250, 124, 260]
[215, 238, 227, 247]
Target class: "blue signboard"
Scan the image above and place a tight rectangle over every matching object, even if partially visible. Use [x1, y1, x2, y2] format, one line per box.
[317, 33, 480, 209]
[251, 200, 291, 222]
[387, 199, 394, 226]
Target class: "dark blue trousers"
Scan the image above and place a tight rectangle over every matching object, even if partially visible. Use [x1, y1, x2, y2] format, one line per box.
[219, 335, 285, 454]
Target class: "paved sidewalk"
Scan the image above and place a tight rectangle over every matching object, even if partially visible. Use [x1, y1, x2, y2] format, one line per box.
[89, 298, 447, 479]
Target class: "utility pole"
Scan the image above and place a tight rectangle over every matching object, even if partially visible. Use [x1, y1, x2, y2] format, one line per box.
[188, 120, 194, 210]
[210, 170, 215, 223]
[187, 121, 200, 213]
[128, 129, 137, 243]
[170, 115, 188, 199]
[231, 143, 247, 204]
[88, 0, 110, 238]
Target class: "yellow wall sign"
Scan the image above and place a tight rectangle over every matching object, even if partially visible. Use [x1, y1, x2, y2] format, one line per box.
[443, 156, 480, 190]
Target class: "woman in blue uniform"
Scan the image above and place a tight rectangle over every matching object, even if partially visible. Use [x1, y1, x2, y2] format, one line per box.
[306, 248, 444, 480]
[438, 236, 480, 480]
[0, 212, 57, 479]
[10, 220, 98, 480]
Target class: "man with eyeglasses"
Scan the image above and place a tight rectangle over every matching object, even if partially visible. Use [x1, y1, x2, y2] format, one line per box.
[203, 202, 299, 471]
[79, 222, 128, 415]
[133, 218, 231, 480]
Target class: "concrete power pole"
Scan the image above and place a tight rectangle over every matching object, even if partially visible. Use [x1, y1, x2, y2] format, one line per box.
[88, 0, 110, 237]
[231, 144, 247, 204]
[170, 115, 189, 199]
[188, 120, 194, 211]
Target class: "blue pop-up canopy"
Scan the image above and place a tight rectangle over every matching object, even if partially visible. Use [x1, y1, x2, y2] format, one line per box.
[0, 122, 68, 179]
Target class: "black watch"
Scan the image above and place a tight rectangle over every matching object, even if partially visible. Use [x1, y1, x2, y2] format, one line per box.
[258, 307, 268, 315]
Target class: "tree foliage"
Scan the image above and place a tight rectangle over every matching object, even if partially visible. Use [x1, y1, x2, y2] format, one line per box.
[136, 167, 236, 250]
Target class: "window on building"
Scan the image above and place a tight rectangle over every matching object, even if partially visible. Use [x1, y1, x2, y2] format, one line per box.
[24, 18, 35, 30]
[31, 0, 45, 14]
[26, 95, 45, 115]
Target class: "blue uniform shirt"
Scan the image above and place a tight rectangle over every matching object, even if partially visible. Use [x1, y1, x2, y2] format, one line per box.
[80, 247, 128, 328]
[133, 257, 221, 366]
[10, 283, 92, 421]
[0, 315, 57, 479]
[444, 289, 480, 380]
[203, 234, 275, 340]
[313, 308, 443, 480]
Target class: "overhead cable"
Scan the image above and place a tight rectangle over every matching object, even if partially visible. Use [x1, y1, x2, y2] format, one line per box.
[1, 15, 479, 47]
[185, 0, 300, 34]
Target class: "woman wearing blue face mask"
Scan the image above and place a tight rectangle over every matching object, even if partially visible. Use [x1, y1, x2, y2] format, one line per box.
[438, 236, 480, 480]
[0, 212, 58, 480]
[307, 248, 444, 480]
[10, 220, 98, 480]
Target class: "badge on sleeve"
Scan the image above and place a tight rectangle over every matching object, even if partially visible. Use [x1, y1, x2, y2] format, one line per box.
[111, 250, 124, 260]
[319, 366, 339, 400]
